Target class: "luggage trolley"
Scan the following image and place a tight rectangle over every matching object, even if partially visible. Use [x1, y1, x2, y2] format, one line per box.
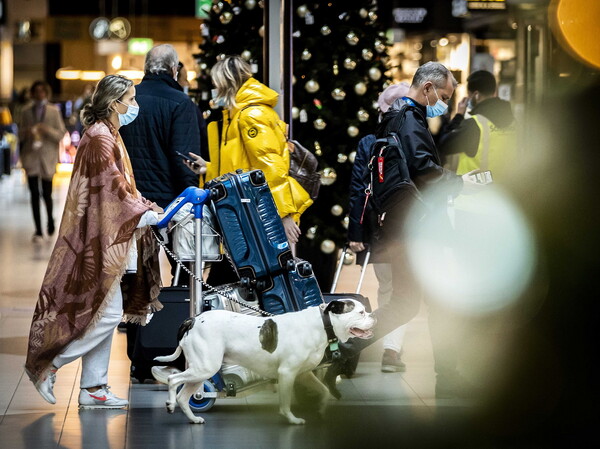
[156, 186, 277, 413]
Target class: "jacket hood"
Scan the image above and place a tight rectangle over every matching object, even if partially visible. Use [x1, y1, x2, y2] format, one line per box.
[235, 77, 279, 110]
[470, 97, 514, 128]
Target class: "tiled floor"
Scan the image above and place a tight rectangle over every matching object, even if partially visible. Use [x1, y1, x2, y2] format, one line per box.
[0, 168, 587, 448]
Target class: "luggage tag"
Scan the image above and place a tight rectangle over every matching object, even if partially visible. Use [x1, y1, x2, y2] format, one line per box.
[377, 148, 385, 183]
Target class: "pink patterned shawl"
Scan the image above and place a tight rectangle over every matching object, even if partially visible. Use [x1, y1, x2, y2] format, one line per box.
[25, 121, 162, 384]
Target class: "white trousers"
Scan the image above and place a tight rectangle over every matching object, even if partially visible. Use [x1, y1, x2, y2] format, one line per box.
[52, 286, 123, 389]
[374, 263, 407, 353]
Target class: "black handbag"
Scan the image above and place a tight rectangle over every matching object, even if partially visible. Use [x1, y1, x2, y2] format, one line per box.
[288, 139, 321, 200]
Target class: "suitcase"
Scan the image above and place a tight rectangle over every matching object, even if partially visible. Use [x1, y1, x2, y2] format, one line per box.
[206, 169, 324, 315]
[128, 287, 190, 382]
[205, 169, 293, 282]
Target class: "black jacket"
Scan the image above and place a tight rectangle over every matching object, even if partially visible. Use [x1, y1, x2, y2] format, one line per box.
[439, 97, 515, 158]
[120, 73, 200, 208]
[348, 134, 377, 244]
[377, 99, 463, 199]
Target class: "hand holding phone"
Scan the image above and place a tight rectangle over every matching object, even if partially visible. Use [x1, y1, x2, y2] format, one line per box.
[176, 151, 196, 164]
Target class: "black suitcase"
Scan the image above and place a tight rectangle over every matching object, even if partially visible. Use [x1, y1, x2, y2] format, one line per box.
[127, 287, 189, 382]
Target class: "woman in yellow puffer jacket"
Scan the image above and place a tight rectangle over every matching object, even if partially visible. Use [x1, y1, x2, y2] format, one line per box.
[186, 55, 312, 244]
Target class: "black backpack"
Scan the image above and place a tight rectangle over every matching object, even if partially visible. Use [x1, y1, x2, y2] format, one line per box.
[365, 106, 426, 233]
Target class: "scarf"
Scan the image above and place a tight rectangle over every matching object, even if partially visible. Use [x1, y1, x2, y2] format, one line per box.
[25, 120, 162, 384]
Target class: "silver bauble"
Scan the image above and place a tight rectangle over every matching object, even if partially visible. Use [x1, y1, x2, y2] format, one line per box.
[346, 31, 359, 46]
[347, 126, 359, 138]
[233, 6, 242, 15]
[368, 67, 382, 81]
[359, 8, 369, 19]
[331, 204, 343, 216]
[357, 108, 370, 122]
[212, 2, 224, 14]
[219, 12, 233, 24]
[216, 53, 227, 61]
[296, 5, 308, 18]
[305, 79, 319, 93]
[348, 151, 356, 163]
[320, 239, 336, 254]
[331, 88, 346, 101]
[362, 48, 374, 61]
[301, 49, 312, 60]
[321, 25, 331, 36]
[320, 167, 337, 185]
[343, 251, 355, 265]
[306, 226, 317, 240]
[245, 0, 257, 10]
[337, 153, 348, 163]
[343, 58, 357, 70]
[291, 107, 300, 120]
[313, 118, 327, 130]
[368, 11, 378, 22]
[355, 82, 367, 95]
[374, 39, 386, 53]
[241, 50, 252, 61]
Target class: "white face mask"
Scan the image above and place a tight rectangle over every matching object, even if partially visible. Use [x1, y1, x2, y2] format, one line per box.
[211, 88, 226, 108]
[116, 100, 139, 126]
[425, 86, 448, 118]
[182, 86, 189, 94]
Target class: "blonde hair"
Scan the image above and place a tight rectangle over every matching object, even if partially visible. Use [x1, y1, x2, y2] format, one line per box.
[80, 75, 133, 129]
[211, 55, 253, 109]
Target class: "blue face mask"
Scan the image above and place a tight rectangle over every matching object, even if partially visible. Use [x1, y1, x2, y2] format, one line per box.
[211, 88, 226, 108]
[425, 86, 448, 118]
[117, 100, 139, 126]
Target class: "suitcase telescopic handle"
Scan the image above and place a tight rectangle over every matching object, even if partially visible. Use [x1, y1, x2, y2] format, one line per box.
[330, 244, 371, 294]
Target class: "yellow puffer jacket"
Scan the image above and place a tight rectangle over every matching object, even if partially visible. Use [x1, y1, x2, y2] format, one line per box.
[205, 78, 312, 222]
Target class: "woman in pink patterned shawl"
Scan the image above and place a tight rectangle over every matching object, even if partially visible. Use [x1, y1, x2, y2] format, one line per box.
[25, 75, 163, 409]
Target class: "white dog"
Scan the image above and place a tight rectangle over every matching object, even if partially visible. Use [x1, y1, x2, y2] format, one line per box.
[154, 298, 375, 425]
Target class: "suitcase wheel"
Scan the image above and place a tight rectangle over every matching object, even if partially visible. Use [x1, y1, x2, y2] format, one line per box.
[182, 380, 217, 413]
[249, 170, 266, 186]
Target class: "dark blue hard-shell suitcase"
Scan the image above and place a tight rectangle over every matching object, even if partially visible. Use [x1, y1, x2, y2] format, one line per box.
[206, 169, 323, 314]
[205, 169, 293, 282]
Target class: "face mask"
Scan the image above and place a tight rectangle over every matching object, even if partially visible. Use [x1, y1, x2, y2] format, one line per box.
[182, 86, 189, 94]
[467, 93, 477, 111]
[425, 86, 448, 118]
[211, 88, 226, 108]
[116, 100, 139, 126]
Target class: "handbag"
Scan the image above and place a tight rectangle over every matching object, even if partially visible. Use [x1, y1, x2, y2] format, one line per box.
[169, 203, 222, 262]
[288, 139, 321, 200]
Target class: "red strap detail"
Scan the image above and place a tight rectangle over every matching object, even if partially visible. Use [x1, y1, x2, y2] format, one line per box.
[360, 190, 371, 225]
[377, 156, 384, 183]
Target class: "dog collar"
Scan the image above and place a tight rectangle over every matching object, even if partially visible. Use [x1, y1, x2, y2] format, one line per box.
[321, 309, 341, 360]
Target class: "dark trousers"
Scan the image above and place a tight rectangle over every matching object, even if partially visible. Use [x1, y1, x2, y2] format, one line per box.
[340, 241, 460, 380]
[27, 175, 54, 236]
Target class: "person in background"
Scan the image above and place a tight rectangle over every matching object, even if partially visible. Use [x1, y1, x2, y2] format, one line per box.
[439, 70, 516, 180]
[120, 44, 201, 210]
[18, 81, 67, 242]
[347, 82, 411, 374]
[25, 75, 163, 409]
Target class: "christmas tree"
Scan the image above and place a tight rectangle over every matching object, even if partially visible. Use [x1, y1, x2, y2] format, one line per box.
[193, 0, 265, 112]
[195, 0, 391, 288]
[291, 1, 391, 287]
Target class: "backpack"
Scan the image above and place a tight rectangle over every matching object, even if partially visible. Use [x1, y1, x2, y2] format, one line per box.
[364, 106, 426, 234]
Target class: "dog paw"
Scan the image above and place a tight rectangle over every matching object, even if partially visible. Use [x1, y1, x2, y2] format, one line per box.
[166, 402, 175, 413]
[287, 416, 306, 425]
[190, 416, 205, 424]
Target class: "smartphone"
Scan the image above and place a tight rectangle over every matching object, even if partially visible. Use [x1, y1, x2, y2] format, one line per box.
[469, 170, 493, 184]
[175, 151, 197, 165]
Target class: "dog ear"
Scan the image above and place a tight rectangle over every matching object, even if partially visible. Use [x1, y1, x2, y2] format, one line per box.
[324, 300, 355, 315]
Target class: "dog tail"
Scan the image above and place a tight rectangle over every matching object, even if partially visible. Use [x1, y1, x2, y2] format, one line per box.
[154, 345, 182, 363]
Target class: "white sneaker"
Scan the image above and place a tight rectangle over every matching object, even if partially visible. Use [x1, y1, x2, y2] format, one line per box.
[151, 366, 181, 384]
[78, 386, 128, 409]
[35, 367, 57, 404]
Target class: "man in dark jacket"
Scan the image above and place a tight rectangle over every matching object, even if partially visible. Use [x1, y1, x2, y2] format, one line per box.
[439, 70, 516, 180]
[120, 44, 201, 209]
[326, 62, 480, 400]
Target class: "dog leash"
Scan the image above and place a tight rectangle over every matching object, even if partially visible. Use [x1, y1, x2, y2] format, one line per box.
[151, 227, 275, 317]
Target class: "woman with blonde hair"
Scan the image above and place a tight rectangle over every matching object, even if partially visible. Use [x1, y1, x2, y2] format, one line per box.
[26, 75, 162, 409]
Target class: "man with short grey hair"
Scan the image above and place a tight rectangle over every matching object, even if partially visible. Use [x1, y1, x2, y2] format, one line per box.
[326, 61, 480, 400]
[120, 44, 201, 209]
